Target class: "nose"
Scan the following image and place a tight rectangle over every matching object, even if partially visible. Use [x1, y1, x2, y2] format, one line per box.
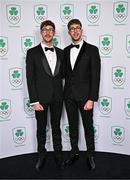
[74, 28, 77, 32]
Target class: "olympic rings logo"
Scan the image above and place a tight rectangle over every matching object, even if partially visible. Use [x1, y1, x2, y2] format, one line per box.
[101, 47, 111, 52]
[127, 46, 130, 50]
[36, 16, 46, 21]
[0, 110, 9, 116]
[101, 107, 110, 112]
[23, 48, 29, 52]
[0, 48, 6, 53]
[114, 136, 122, 141]
[89, 15, 98, 20]
[64, 16, 71, 20]
[115, 14, 126, 19]
[9, 16, 20, 21]
[126, 109, 130, 113]
[26, 107, 34, 113]
[114, 78, 123, 83]
[15, 137, 25, 142]
[11, 79, 21, 84]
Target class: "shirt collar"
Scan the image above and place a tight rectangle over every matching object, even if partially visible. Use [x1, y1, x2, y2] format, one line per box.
[72, 39, 83, 49]
[41, 42, 54, 50]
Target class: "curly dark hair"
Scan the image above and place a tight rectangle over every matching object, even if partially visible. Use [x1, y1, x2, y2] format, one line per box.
[40, 20, 55, 31]
[67, 19, 82, 30]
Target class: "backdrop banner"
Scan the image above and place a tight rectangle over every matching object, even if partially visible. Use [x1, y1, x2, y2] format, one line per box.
[0, 0, 130, 158]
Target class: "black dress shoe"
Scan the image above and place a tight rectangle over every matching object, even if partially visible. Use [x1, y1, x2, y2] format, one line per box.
[87, 156, 95, 171]
[54, 152, 64, 168]
[65, 153, 79, 165]
[35, 154, 46, 172]
[55, 156, 65, 169]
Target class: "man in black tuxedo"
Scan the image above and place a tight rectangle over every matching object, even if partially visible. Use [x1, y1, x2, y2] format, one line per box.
[26, 20, 64, 171]
[64, 19, 101, 170]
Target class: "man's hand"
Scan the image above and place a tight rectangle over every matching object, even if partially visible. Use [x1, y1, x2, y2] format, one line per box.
[84, 100, 94, 111]
[34, 103, 44, 111]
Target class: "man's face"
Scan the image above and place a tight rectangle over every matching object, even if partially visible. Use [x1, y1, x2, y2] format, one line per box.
[68, 23, 82, 42]
[41, 25, 55, 43]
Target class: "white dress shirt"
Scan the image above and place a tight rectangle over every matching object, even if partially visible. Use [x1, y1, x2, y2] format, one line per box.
[41, 42, 57, 75]
[70, 39, 83, 70]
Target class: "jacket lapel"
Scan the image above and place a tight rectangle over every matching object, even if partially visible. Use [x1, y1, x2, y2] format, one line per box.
[39, 44, 61, 77]
[73, 41, 87, 71]
[38, 44, 53, 76]
[67, 47, 73, 72]
[54, 47, 61, 76]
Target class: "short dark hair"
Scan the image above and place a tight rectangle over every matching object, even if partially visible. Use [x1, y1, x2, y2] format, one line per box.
[67, 19, 82, 30]
[40, 20, 55, 31]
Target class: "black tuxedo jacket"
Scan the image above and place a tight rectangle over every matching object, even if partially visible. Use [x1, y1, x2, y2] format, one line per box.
[26, 44, 64, 104]
[64, 41, 101, 102]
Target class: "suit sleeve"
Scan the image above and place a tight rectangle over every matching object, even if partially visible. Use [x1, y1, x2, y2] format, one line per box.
[89, 47, 101, 101]
[26, 50, 38, 103]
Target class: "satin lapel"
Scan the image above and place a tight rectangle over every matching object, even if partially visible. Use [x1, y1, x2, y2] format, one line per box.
[54, 47, 61, 76]
[73, 41, 87, 71]
[67, 47, 73, 72]
[38, 44, 53, 76]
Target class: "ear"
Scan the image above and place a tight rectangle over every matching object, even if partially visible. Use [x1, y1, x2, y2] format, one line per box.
[81, 28, 83, 34]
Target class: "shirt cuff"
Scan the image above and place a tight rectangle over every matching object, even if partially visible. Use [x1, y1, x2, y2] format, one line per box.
[30, 102, 39, 105]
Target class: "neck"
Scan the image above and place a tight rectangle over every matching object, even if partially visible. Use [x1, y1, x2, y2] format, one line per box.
[72, 38, 82, 45]
[42, 41, 53, 47]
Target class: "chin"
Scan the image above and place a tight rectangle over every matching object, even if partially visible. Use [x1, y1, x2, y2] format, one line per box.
[45, 39, 52, 43]
[73, 38, 80, 42]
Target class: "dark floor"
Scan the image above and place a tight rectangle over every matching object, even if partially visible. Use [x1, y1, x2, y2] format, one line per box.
[0, 151, 130, 179]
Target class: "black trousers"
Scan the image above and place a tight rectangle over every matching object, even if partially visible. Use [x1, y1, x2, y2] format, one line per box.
[65, 97, 95, 156]
[35, 100, 63, 155]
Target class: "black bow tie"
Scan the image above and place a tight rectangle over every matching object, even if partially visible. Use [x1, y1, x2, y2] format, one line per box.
[70, 44, 80, 49]
[45, 47, 54, 52]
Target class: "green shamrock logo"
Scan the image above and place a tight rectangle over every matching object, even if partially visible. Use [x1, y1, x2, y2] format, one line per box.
[89, 6, 97, 14]
[0, 39, 5, 48]
[12, 70, 20, 78]
[101, 99, 109, 107]
[102, 37, 110, 46]
[15, 129, 23, 137]
[36, 7, 45, 15]
[63, 7, 71, 15]
[9, 7, 18, 15]
[114, 69, 123, 77]
[0, 102, 9, 110]
[65, 126, 69, 133]
[116, 4, 125, 13]
[114, 128, 122, 136]
[24, 39, 32, 47]
[127, 101, 130, 109]
[52, 38, 58, 46]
